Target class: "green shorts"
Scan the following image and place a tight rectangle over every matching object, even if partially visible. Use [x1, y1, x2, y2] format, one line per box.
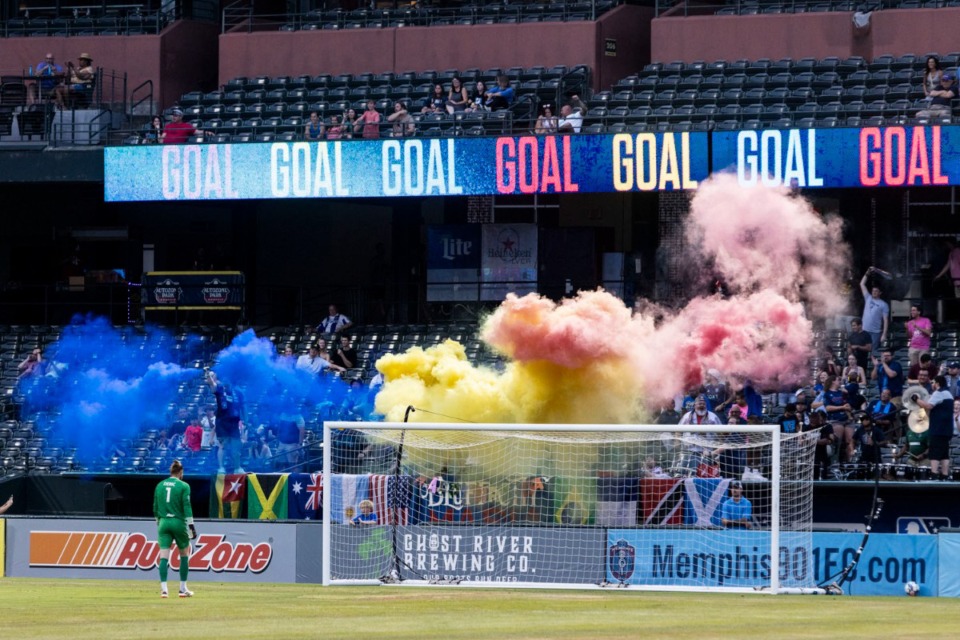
[157, 517, 190, 550]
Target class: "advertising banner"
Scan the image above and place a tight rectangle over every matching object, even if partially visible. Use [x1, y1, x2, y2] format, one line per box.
[605, 530, 937, 595]
[142, 271, 244, 311]
[426, 225, 482, 302]
[937, 535, 960, 597]
[4, 518, 299, 582]
[711, 125, 960, 189]
[331, 525, 605, 584]
[104, 133, 708, 202]
[481, 224, 538, 301]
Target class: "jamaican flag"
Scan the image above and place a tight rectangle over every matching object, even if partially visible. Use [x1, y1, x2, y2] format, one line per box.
[247, 473, 289, 520]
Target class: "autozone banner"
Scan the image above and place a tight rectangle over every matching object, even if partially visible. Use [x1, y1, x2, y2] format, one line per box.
[4, 518, 299, 582]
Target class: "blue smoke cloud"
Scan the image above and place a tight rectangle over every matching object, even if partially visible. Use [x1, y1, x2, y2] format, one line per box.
[19, 316, 379, 472]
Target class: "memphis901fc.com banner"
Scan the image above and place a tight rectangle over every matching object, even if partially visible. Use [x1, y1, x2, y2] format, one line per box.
[4, 518, 300, 582]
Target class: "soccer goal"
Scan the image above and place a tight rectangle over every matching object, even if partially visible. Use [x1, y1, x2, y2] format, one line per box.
[322, 421, 819, 593]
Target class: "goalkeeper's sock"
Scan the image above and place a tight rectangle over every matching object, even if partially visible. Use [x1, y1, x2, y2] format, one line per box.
[179, 556, 189, 582]
[159, 558, 169, 583]
[180, 581, 188, 592]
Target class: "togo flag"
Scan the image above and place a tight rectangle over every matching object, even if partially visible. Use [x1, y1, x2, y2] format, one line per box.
[247, 473, 289, 520]
[210, 473, 247, 519]
[683, 477, 731, 528]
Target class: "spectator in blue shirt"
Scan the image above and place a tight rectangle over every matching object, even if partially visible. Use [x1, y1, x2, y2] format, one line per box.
[720, 481, 752, 529]
[485, 75, 515, 111]
[871, 349, 904, 407]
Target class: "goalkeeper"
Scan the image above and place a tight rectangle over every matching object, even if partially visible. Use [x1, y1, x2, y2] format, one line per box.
[153, 459, 197, 598]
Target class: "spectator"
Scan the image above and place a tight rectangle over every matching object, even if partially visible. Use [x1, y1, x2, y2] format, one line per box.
[387, 101, 416, 137]
[820, 349, 841, 377]
[917, 73, 957, 119]
[923, 56, 943, 100]
[445, 76, 468, 114]
[466, 80, 488, 112]
[702, 369, 730, 413]
[274, 412, 305, 468]
[534, 103, 558, 134]
[720, 481, 752, 528]
[908, 353, 939, 385]
[280, 345, 296, 363]
[557, 95, 586, 133]
[808, 411, 836, 479]
[485, 75, 515, 111]
[933, 239, 960, 298]
[35, 53, 63, 101]
[161, 109, 206, 144]
[779, 403, 801, 434]
[17, 348, 44, 379]
[246, 427, 273, 464]
[342, 109, 358, 139]
[871, 349, 904, 407]
[917, 368, 934, 394]
[354, 99, 382, 139]
[143, 115, 163, 144]
[905, 304, 933, 366]
[858, 267, 889, 355]
[955, 398, 960, 436]
[182, 418, 203, 452]
[944, 361, 960, 398]
[351, 499, 378, 526]
[297, 344, 332, 375]
[822, 375, 853, 458]
[895, 413, 929, 468]
[849, 414, 887, 466]
[330, 334, 357, 370]
[317, 304, 353, 334]
[847, 319, 873, 372]
[199, 405, 219, 450]
[913, 376, 955, 480]
[369, 371, 384, 390]
[304, 111, 325, 141]
[53, 52, 94, 110]
[869, 388, 899, 441]
[326, 114, 344, 140]
[678, 394, 721, 468]
[841, 353, 867, 386]
[727, 389, 751, 420]
[205, 370, 245, 474]
[168, 406, 190, 445]
[422, 84, 446, 114]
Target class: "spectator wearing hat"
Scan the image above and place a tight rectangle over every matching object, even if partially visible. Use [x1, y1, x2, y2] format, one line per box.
[53, 52, 94, 110]
[161, 108, 207, 144]
[913, 375, 955, 480]
[917, 72, 957, 119]
[944, 361, 960, 398]
[720, 481, 752, 529]
[849, 414, 887, 465]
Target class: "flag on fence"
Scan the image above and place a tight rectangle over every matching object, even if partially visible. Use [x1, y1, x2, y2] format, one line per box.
[369, 474, 414, 525]
[596, 475, 640, 526]
[247, 473, 289, 520]
[640, 478, 683, 526]
[330, 474, 369, 524]
[287, 472, 323, 520]
[683, 477, 731, 527]
[210, 473, 247, 519]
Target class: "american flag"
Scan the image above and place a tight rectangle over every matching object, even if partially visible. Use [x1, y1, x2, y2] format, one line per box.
[370, 474, 412, 525]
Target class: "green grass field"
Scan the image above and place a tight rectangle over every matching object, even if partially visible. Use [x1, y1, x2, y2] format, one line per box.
[2, 578, 958, 639]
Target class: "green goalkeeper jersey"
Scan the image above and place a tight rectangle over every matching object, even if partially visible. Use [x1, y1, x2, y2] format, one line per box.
[154, 476, 194, 521]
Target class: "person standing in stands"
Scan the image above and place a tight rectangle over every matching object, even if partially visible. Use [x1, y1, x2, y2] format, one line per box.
[934, 239, 960, 298]
[905, 304, 934, 367]
[913, 376, 955, 480]
[354, 99, 382, 139]
[922, 56, 943, 100]
[161, 108, 206, 144]
[205, 370, 245, 474]
[35, 52, 63, 102]
[859, 267, 889, 355]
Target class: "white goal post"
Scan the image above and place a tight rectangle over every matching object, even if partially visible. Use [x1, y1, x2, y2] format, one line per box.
[322, 421, 819, 593]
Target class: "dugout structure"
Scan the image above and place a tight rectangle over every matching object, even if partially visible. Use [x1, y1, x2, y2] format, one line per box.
[322, 422, 819, 593]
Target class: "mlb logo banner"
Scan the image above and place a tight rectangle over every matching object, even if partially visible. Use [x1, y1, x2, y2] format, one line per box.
[683, 478, 731, 528]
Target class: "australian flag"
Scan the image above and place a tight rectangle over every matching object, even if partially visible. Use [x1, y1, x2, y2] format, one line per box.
[287, 472, 323, 520]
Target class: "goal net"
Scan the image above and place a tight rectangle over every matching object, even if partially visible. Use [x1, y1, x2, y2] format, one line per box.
[322, 421, 819, 592]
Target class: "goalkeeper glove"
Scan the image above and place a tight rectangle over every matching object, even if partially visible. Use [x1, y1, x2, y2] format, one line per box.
[188, 524, 197, 539]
